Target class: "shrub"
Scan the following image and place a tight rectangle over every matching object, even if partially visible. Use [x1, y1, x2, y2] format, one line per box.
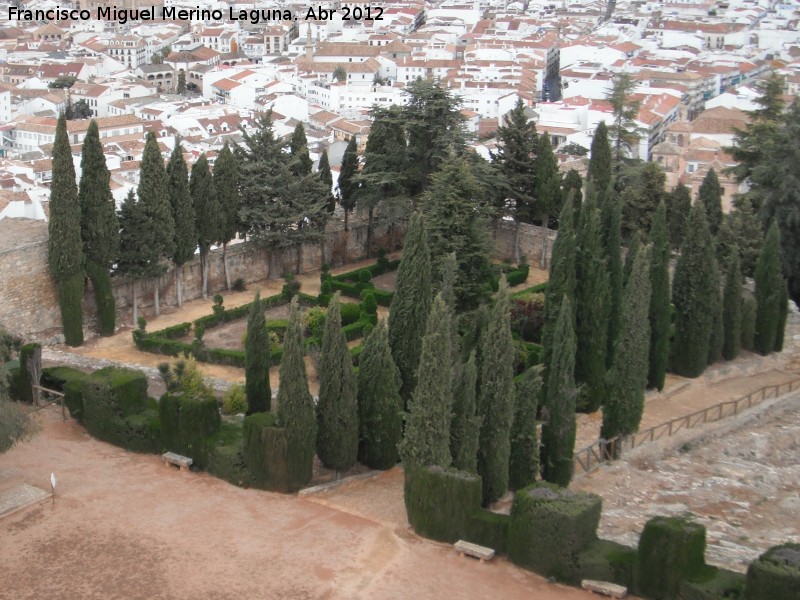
[40, 366, 87, 420]
[745, 543, 800, 600]
[507, 483, 602, 582]
[339, 302, 361, 325]
[0, 399, 37, 454]
[636, 515, 708, 600]
[680, 566, 745, 600]
[243, 412, 294, 492]
[511, 281, 549, 299]
[466, 510, 510, 554]
[203, 421, 250, 487]
[511, 295, 545, 343]
[194, 324, 205, 342]
[320, 279, 332, 295]
[575, 539, 637, 589]
[361, 291, 378, 315]
[16, 343, 39, 403]
[303, 306, 327, 339]
[359, 269, 372, 284]
[159, 389, 221, 464]
[222, 384, 247, 415]
[137, 316, 147, 331]
[281, 274, 301, 299]
[506, 263, 530, 287]
[232, 277, 246, 292]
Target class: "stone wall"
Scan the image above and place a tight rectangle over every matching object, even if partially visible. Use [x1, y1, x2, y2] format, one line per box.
[491, 221, 557, 266]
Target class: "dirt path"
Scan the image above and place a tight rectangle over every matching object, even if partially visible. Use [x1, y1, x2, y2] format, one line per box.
[0, 409, 590, 600]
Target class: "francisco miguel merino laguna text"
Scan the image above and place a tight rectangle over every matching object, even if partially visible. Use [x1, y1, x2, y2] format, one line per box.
[8, 5, 383, 24]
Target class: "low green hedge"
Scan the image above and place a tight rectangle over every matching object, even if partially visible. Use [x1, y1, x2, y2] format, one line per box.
[159, 390, 221, 465]
[636, 516, 708, 600]
[466, 510, 510, 554]
[193, 292, 290, 331]
[680, 566, 745, 600]
[745, 543, 800, 600]
[133, 330, 283, 369]
[575, 539, 637, 590]
[200, 421, 250, 487]
[511, 281, 549, 299]
[331, 259, 400, 282]
[507, 483, 602, 582]
[340, 302, 361, 325]
[40, 366, 87, 421]
[156, 322, 192, 340]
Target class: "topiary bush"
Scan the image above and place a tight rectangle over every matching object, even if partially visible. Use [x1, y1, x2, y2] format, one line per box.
[16, 343, 39, 403]
[360, 290, 378, 315]
[202, 421, 250, 487]
[636, 515, 708, 600]
[404, 466, 482, 543]
[159, 389, 221, 464]
[40, 366, 87, 420]
[339, 301, 361, 325]
[243, 412, 293, 492]
[507, 483, 602, 582]
[680, 566, 745, 600]
[745, 543, 800, 600]
[466, 510, 510, 554]
[281, 274, 301, 300]
[576, 539, 637, 590]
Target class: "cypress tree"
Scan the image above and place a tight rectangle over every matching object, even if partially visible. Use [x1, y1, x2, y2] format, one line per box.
[672, 202, 717, 377]
[601, 187, 624, 367]
[451, 350, 481, 473]
[588, 121, 612, 195]
[388, 212, 432, 403]
[722, 254, 743, 361]
[117, 189, 157, 325]
[563, 168, 584, 222]
[289, 122, 313, 176]
[666, 182, 691, 251]
[277, 297, 316, 490]
[623, 231, 641, 288]
[166, 138, 195, 307]
[540, 296, 578, 487]
[574, 193, 609, 412]
[534, 134, 563, 268]
[601, 247, 652, 450]
[316, 294, 359, 472]
[541, 200, 577, 373]
[357, 320, 403, 470]
[78, 120, 118, 335]
[754, 222, 785, 355]
[318, 148, 336, 214]
[49, 113, 84, 346]
[707, 256, 724, 365]
[477, 276, 516, 504]
[337, 136, 359, 232]
[214, 141, 240, 290]
[244, 292, 271, 414]
[698, 168, 723, 236]
[648, 201, 671, 390]
[398, 294, 453, 470]
[190, 153, 220, 299]
[509, 366, 542, 490]
[775, 281, 789, 352]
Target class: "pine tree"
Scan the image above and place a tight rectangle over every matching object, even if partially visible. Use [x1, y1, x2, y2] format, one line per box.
[574, 193, 609, 412]
[722, 254, 743, 361]
[398, 294, 453, 470]
[337, 136, 359, 232]
[388, 212, 432, 403]
[316, 294, 359, 472]
[117, 189, 157, 325]
[166, 139, 195, 307]
[534, 134, 563, 268]
[190, 154, 220, 299]
[622, 161, 665, 242]
[509, 366, 542, 490]
[601, 187, 624, 367]
[606, 73, 642, 167]
[357, 320, 403, 470]
[450, 350, 481, 473]
[477, 277, 516, 504]
[588, 121, 612, 194]
[78, 119, 118, 335]
[289, 122, 313, 176]
[540, 297, 578, 487]
[214, 141, 240, 290]
[277, 297, 317, 490]
[648, 201, 671, 390]
[138, 131, 174, 315]
[601, 247, 652, 450]
[698, 168, 723, 237]
[245, 292, 271, 414]
[754, 222, 785, 355]
[672, 203, 717, 377]
[317, 148, 335, 214]
[666, 182, 691, 251]
[49, 112, 84, 346]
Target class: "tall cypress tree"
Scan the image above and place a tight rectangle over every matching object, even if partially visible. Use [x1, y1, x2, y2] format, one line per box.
[648, 201, 671, 390]
[587, 121, 612, 194]
[623, 231, 641, 288]
[775, 281, 789, 352]
[600, 187, 624, 367]
[357, 320, 403, 470]
[316, 294, 359, 472]
[754, 222, 785, 355]
[49, 113, 84, 346]
[398, 294, 453, 470]
[450, 350, 481, 473]
[707, 256, 724, 365]
[388, 212, 432, 403]
[318, 148, 335, 214]
[574, 193, 609, 412]
[666, 182, 691, 251]
[289, 122, 313, 176]
[698, 168, 723, 237]
[540, 296, 578, 487]
[190, 153, 220, 299]
[277, 297, 316, 491]
[672, 202, 717, 377]
[722, 254, 742, 361]
[138, 131, 174, 315]
[509, 366, 542, 490]
[78, 119, 118, 335]
[117, 189, 156, 325]
[166, 138, 195, 307]
[601, 247, 652, 450]
[337, 136, 359, 232]
[534, 134, 563, 268]
[214, 141, 240, 290]
[477, 277, 516, 504]
[563, 169, 583, 226]
[245, 292, 271, 414]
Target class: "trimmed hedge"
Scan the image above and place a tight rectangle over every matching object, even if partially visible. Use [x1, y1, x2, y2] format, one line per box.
[466, 510, 510, 554]
[159, 390, 221, 465]
[340, 302, 361, 325]
[6, 362, 21, 401]
[745, 543, 800, 600]
[201, 421, 251, 487]
[86, 260, 116, 336]
[81, 367, 159, 452]
[511, 281, 549, 299]
[680, 566, 745, 600]
[133, 330, 284, 369]
[243, 412, 293, 492]
[332, 258, 401, 282]
[575, 539, 637, 589]
[40, 366, 87, 420]
[507, 483, 602, 582]
[15, 343, 39, 403]
[404, 466, 482, 543]
[193, 292, 291, 331]
[636, 516, 708, 600]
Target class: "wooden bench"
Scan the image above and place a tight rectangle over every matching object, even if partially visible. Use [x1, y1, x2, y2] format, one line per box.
[581, 579, 627, 598]
[162, 452, 193, 472]
[454, 540, 495, 563]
